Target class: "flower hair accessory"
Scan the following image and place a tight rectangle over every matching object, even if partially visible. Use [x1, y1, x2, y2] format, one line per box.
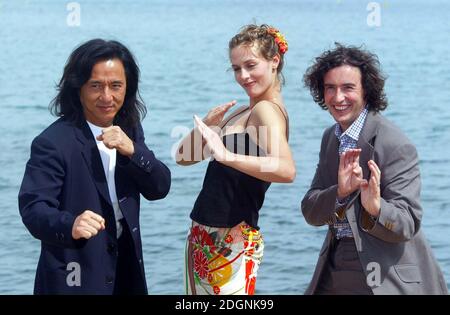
[267, 27, 288, 54]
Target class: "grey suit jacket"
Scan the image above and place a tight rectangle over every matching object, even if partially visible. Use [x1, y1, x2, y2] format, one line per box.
[302, 111, 448, 294]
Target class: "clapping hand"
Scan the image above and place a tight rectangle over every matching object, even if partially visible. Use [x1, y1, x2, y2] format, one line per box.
[337, 149, 364, 199]
[360, 160, 381, 218]
[337, 149, 381, 218]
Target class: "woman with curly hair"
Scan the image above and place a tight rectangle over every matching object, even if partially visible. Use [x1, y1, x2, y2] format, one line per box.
[176, 24, 296, 295]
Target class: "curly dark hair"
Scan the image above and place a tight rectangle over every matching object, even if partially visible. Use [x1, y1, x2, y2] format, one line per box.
[49, 39, 146, 128]
[303, 43, 388, 112]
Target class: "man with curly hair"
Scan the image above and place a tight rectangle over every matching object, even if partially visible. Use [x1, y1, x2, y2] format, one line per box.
[301, 43, 447, 294]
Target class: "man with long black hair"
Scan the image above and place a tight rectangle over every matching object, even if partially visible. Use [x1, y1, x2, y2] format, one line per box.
[18, 39, 171, 294]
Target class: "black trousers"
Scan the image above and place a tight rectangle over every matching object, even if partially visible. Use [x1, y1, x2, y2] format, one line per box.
[315, 238, 373, 295]
[113, 221, 147, 295]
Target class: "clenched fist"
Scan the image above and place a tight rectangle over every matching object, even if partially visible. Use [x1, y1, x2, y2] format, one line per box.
[72, 210, 106, 240]
[96, 126, 134, 157]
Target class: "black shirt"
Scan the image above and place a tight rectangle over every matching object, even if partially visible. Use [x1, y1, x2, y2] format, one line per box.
[190, 132, 271, 230]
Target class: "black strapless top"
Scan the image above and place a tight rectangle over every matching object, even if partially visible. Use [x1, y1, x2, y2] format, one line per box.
[190, 132, 271, 230]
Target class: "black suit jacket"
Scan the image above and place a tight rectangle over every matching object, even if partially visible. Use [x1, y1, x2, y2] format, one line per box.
[18, 117, 171, 294]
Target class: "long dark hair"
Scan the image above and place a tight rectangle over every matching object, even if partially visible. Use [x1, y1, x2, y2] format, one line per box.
[303, 43, 388, 112]
[50, 39, 146, 128]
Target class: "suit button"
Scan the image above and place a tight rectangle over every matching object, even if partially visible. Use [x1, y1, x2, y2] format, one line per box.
[107, 243, 117, 255]
[105, 276, 114, 284]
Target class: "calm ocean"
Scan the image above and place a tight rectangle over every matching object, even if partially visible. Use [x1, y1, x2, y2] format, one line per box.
[0, 0, 449, 294]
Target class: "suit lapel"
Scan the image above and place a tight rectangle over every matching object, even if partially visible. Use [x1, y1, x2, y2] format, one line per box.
[352, 111, 379, 241]
[326, 129, 340, 186]
[358, 111, 379, 181]
[74, 120, 112, 207]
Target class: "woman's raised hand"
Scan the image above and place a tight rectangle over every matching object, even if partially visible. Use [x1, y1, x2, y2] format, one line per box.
[194, 115, 229, 162]
[202, 100, 237, 127]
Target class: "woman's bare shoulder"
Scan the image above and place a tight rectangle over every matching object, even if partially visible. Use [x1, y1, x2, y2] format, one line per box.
[251, 100, 288, 125]
[219, 104, 250, 128]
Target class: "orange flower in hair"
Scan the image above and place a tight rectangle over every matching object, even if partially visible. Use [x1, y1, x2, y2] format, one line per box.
[267, 27, 288, 54]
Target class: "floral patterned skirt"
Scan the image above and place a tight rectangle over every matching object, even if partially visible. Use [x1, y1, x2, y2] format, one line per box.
[184, 221, 264, 295]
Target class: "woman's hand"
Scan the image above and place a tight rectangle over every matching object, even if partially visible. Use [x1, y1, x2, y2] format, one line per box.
[194, 115, 230, 162]
[202, 100, 237, 127]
